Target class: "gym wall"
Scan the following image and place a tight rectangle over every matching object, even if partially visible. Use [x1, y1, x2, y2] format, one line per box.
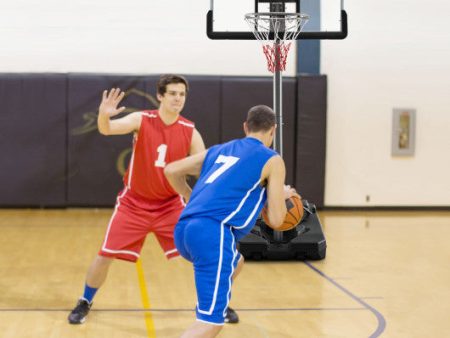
[0, 74, 327, 208]
[321, 1, 450, 206]
[0, 1, 293, 76]
[1, 1, 449, 207]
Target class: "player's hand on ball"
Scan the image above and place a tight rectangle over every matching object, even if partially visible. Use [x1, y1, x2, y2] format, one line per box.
[99, 88, 126, 117]
[283, 184, 299, 200]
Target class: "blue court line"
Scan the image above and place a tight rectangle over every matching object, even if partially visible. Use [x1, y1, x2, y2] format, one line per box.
[304, 261, 387, 338]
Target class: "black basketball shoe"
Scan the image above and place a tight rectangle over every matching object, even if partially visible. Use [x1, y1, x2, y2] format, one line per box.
[225, 307, 239, 324]
[68, 299, 92, 324]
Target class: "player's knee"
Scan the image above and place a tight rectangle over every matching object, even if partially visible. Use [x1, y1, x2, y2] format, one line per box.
[95, 255, 113, 268]
[210, 325, 223, 337]
[202, 324, 222, 338]
[181, 322, 222, 338]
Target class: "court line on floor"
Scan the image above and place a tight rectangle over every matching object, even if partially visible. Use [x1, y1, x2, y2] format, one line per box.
[136, 258, 156, 338]
[304, 261, 386, 338]
[0, 307, 367, 312]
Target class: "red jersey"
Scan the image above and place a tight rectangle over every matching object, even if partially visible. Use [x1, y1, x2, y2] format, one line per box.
[123, 110, 194, 202]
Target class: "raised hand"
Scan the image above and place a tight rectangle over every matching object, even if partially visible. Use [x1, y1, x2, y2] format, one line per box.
[99, 88, 126, 117]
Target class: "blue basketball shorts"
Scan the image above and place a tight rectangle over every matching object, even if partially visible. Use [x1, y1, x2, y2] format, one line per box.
[174, 217, 241, 325]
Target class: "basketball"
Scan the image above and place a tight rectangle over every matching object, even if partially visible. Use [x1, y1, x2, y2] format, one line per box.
[261, 195, 304, 231]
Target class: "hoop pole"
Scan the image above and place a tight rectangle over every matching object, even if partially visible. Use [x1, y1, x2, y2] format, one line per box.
[270, 1, 286, 242]
[273, 44, 283, 158]
[242, 8, 312, 243]
[273, 40, 284, 242]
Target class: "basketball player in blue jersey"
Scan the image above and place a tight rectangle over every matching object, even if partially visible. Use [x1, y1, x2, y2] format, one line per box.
[165, 105, 298, 337]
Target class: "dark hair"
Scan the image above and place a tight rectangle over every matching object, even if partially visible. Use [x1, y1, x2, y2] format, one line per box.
[157, 74, 189, 96]
[246, 105, 276, 132]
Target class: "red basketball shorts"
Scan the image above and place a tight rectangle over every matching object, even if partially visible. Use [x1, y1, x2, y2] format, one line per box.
[99, 187, 184, 262]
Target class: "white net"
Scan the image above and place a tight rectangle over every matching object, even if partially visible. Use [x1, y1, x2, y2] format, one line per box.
[245, 12, 309, 72]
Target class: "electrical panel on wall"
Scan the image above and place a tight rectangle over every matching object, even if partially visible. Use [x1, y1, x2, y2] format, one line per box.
[392, 108, 416, 156]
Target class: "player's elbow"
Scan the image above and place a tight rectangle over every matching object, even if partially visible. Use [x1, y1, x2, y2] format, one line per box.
[163, 164, 173, 177]
[98, 126, 110, 136]
[266, 208, 287, 229]
[268, 217, 284, 229]
[268, 212, 286, 230]
[163, 163, 177, 181]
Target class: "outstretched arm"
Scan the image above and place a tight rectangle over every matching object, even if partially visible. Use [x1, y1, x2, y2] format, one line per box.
[164, 151, 207, 203]
[97, 88, 142, 135]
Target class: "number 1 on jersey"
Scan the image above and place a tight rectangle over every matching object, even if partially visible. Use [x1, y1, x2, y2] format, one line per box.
[205, 155, 239, 183]
[155, 144, 168, 168]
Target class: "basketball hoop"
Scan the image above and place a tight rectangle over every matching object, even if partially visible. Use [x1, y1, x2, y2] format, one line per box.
[245, 12, 309, 73]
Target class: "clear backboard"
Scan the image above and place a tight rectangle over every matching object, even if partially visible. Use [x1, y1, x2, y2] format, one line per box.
[207, 0, 347, 40]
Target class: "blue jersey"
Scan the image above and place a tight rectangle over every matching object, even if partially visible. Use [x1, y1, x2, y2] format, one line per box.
[180, 137, 277, 238]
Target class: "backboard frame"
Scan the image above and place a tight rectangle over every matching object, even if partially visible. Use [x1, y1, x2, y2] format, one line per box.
[207, 0, 348, 40]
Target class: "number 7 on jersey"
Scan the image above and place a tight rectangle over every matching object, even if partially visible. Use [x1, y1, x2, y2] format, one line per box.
[205, 155, 239, 184]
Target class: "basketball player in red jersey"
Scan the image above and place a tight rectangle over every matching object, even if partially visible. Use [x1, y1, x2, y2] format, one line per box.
[68, 75, 240, 324]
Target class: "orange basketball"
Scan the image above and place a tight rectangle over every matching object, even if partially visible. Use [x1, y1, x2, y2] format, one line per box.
[261, 195, 304, 231]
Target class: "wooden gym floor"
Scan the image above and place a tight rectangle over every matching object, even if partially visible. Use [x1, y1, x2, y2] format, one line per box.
[0, 209, 449, 338]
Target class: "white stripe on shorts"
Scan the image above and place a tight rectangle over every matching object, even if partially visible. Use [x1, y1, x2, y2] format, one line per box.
[197, 179, 261, 315]
[101, 187, 140, 258]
